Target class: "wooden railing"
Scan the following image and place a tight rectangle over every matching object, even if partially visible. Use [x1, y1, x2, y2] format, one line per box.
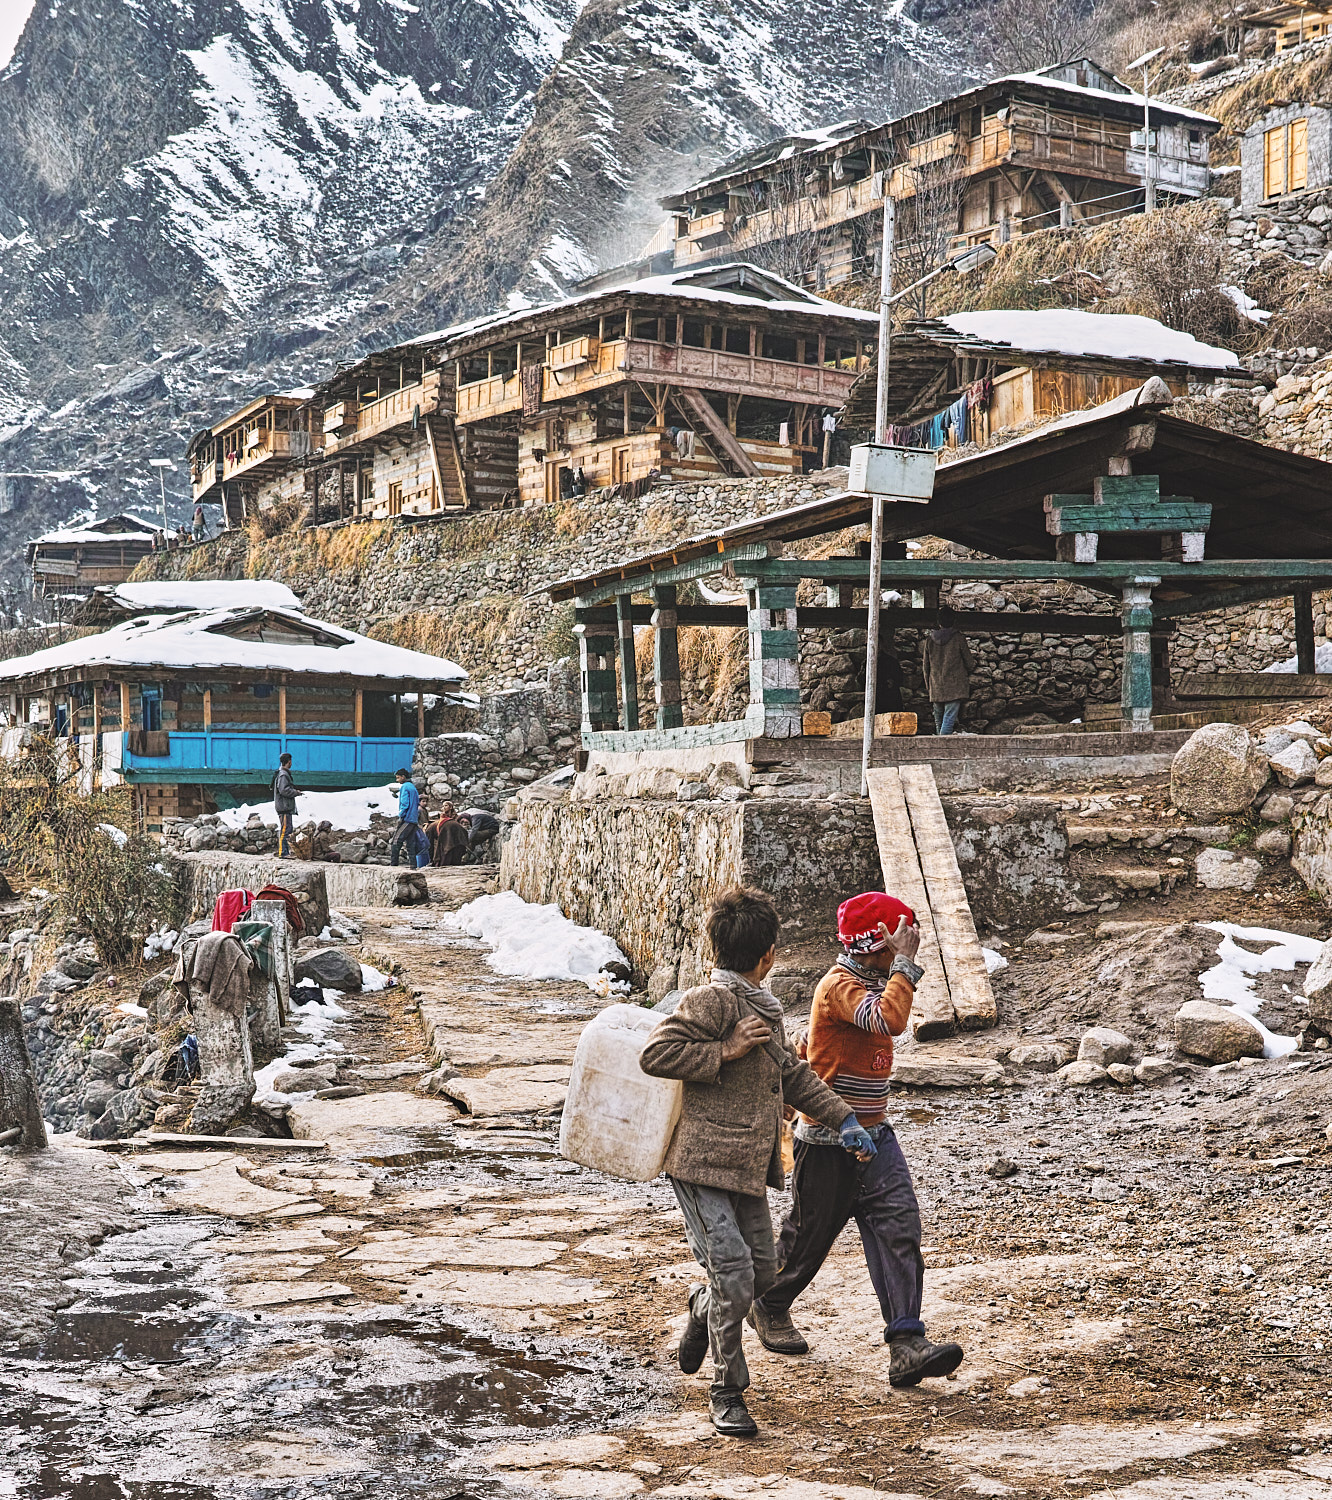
[456, 370, 522, 424]
[324, 370, 443, 454]
[221, 428, 301, 481]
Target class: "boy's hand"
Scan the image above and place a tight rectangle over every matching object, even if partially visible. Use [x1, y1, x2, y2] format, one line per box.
[839, 1117, 877, 1160]
[721, 1015, 771, 1062]
[879, 916, 921, 964]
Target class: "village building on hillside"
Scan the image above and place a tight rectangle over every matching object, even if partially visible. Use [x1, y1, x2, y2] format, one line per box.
[0, 604, 466, 830]
[27, 514, 160, 597]
[1248, 1, 1332, 52]
[187, 265, 879, 523]
[187, 390, 316, 527]
[1240, 102, 1332, 204]
[659, 62, 1219, 291]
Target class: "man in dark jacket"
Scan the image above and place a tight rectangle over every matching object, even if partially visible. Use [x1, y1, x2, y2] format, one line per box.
[920, 605, 975, 735]
[272, 753, 299, 858]
[460, 807, 500, 861]
[640, 887, 876, 1438]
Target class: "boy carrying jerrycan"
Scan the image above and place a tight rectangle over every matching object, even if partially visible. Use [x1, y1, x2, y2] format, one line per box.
[560, 886, 883, 1438]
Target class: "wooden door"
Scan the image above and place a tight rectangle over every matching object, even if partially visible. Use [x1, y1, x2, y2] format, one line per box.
[1290, 117, 1309, 191]
[611, 444, 631, 484]
[1265, 125, 1288, 197]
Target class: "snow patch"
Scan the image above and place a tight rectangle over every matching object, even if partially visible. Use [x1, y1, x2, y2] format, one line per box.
[982, 946, 1008, 975]
[1265, 642, 1332, 674]
[215, 782, 401, 831]
[942, 309, 1239, 369]
[1199, 922, 1319, 1058]
[443, 890, 630, 993]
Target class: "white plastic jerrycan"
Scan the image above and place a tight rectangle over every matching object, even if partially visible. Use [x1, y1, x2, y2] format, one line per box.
[559, 1002, 682, 1182]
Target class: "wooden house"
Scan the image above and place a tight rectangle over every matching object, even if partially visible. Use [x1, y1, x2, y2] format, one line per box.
[0, 604, 466, 829]
[1241, 102, 1332, 204]
[188, 390, 316, 527]
[660, 61, 1220, 291]
[236, 264, 879, 520]
[1248, 1, 1332, 51]
[27, 514, 160, 597]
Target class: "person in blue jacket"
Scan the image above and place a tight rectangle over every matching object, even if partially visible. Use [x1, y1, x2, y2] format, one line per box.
[389, 769, 425, 867]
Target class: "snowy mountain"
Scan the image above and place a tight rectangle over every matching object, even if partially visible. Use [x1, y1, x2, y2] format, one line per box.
[0, 0, 974, 590]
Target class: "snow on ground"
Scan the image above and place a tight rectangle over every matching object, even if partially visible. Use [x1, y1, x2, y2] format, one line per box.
[982, 946, 1008, 975]
[1199, 922, 1321, 1057]
[216, 782, 400, 830]
[359, 963, 392, 992]
[443, 890, 630, 994]
[252, 990, 350, 1102]
[1265, 642, 1332, 673]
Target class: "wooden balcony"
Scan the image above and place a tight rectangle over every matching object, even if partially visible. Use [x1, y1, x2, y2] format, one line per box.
[220, 428, 308, 484]
[455, 370, 522, 425]
[323, 369, 444, 455]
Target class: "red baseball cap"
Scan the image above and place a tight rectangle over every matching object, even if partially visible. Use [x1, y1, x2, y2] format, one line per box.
[837, 891, 916, 952]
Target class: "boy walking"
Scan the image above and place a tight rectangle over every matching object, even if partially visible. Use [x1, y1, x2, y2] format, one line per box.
[389, 768, 424, 867]
[272, 753, 299, 858]
[640, 887, 877, 1437]
[750, 890, 964, 1386]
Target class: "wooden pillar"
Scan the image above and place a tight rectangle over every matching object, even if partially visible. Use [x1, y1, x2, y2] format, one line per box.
[1295, 587, 1315, 674]
[741, 575, 801, 739]
[416, 685, 426, 738]
[278, 684, 287, 735]
[615, 595, 639, 731]
[120, 680, 130, 729]
[91, 689, 102, 791]
[354, 688, 363, 736]
[652, 585, 683, 730]
[574, 617, 618, 732]
[395, 694, 403, 736]
[203, 687, 212, 733]
[1121, 578, 1156, 733]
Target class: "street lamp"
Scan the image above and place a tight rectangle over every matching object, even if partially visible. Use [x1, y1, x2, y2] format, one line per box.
[148, 458, 175, 532]
[1128, 46, 1167, 212]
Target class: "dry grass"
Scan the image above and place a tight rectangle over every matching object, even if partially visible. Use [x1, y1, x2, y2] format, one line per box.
[371, 598, 532, 672]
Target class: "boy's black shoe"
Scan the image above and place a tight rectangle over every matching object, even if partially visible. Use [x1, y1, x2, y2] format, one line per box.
[888, 1332, 964, 1387]
[747, 1302, 809, 1355]
[709, 1390, 758, 1437]
[678, 1284, 709, 1374]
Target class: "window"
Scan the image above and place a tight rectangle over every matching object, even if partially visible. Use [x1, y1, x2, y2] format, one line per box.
[141, 686, 162, 732]
[1264, 119, 1308, 197]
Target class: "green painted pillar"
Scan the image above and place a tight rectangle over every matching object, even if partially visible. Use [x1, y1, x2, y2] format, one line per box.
[652, 584, 684, 730]
[615, 593, 639, 731]
[574, 619, 618, 732]
[1120, 578, 1156, 733]
[741, 576, 801, 739]
[1294, 587, 1315, 675]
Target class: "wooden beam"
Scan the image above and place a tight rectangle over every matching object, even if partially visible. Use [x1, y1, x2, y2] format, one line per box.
[278, 685, 287, 735]
[203, 688, 211, 732]
[120, 681, 130, 730]
[615, 594, 639, 732]
[577, 604, 1127, 634]
[417, 686, 426, 739]
[1295, 587, 1316, 675]
[354, 689, 363, 736]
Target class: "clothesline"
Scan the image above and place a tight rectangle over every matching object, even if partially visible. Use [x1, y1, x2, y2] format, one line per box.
[886, 378, 992, 451]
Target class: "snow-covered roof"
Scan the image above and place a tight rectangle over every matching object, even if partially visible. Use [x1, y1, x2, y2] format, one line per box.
[399, 263, 880, 353]
[92, 580, 304, 614]
[30, 513, 159, 547]
[940, 310, 1240, 370]
[999, 70, 1219, 126]
[0, 607, 468, 687]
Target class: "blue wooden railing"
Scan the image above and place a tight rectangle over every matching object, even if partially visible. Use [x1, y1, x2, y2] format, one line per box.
[120, 732, 415, 780]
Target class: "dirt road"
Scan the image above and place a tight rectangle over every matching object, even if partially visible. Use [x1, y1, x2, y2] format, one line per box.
[6, 872, 1332, 1500]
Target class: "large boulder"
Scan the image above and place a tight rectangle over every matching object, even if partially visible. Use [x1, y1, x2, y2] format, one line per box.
[295, 947, 364, 992]
[1173, 1000, 1264, 1063]
[1195, 847, 1261, 891]
[1170, 724, 1269, 816]
[1077, 1027, 1133, 1067]
[1304, 941, 1332, 1026]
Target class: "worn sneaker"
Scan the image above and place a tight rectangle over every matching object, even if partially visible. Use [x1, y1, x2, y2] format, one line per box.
[677, 1284, 709, 1375]
[888, 1332, 964, 1387]
[747, 1301, 809, 1355]
[709, 1390, 758, 1437]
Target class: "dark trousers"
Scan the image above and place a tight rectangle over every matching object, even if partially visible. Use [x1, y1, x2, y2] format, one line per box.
[757, 1125, 925, 1339]
[389, 819, 421, 866]
[276, 813, 293, 857]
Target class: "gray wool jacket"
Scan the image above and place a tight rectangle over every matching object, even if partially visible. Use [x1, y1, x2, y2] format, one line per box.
[639, 982, 851, 1197]
[921, 627, 976, 703]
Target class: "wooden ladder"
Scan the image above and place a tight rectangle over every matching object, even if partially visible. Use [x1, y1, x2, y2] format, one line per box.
[426, 415, 469, 510]
[672, 389, 760, 477]
[865, 765, 997, 1041]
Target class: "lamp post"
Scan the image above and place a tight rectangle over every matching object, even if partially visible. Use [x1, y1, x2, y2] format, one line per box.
[1129, 47, 1166, 213]
[148, 457, 175, 533]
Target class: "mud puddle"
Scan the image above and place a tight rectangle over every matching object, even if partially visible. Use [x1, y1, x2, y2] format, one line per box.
[3, 1200, 655, 1500]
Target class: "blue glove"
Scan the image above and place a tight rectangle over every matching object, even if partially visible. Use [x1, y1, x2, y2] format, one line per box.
[839, 1117, 877, 1158]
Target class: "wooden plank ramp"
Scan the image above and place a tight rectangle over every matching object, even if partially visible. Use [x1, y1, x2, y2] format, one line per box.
[865, 765, 997, 1038]
[864, 767, 954, 1041]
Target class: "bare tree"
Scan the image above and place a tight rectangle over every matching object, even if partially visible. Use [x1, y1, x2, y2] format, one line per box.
[891, 113, 969, 319]
[739, 152, 826, 288]
[983, 0, 1104, 74]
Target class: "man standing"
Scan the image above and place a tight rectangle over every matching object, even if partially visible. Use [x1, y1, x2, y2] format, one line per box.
[272, 753, 299, 858]
[921, 604, 975, 736]
[192, 503, 207, 542]
[388, 768, 423, 867]
[640, 887, 877, 1438]
[749, 891, 964, 1387]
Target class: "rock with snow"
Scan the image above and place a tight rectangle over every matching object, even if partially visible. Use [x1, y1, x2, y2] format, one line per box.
[1270, 740, 1318, 787]
[1195, 847, 1261, 891]
[1007, 1042, 1071, 1072]
[1170, 724, 1269, 816]
[294, 948, 363, 992]
[1174, 1000, 1264, 1062]
[1056, 1061, 1111, 1088]
[1303, 942, 1332, 1024]
[1077, 1027, 1133, 1067]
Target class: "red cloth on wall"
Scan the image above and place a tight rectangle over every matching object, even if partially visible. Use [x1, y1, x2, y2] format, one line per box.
[254, 884, 305, 933]
[212, 888, 254, 933]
